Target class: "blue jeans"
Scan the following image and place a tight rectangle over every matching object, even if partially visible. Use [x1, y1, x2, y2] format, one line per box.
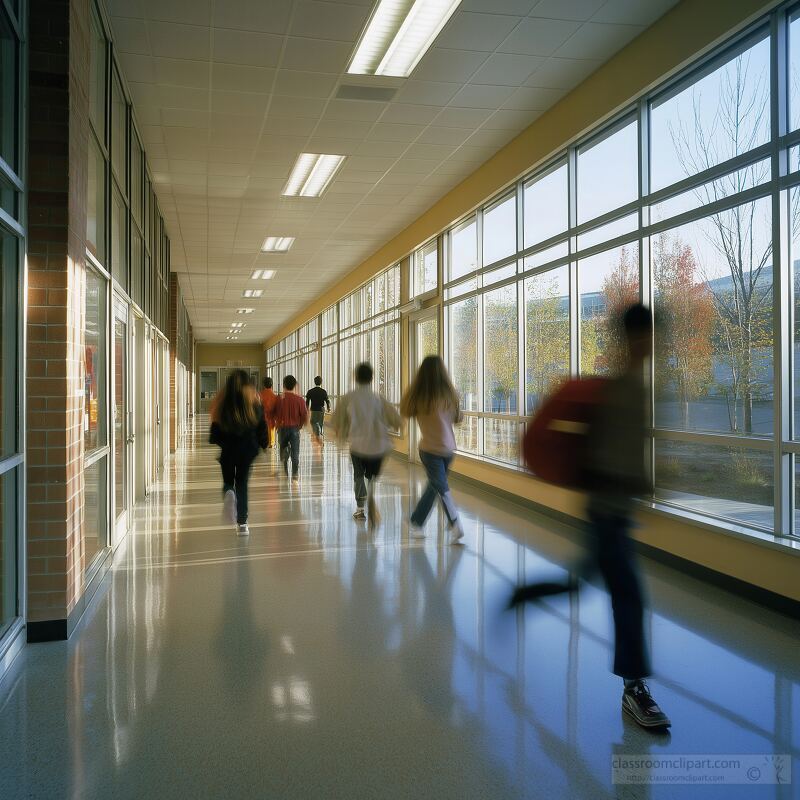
[410, 451, 458, 526]
[279, 427, 300, 476]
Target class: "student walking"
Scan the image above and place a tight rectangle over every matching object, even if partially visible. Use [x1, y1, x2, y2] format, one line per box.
[509, 303, 670, 731]
[260, 376, 279, 449]
[209, 369, 268, 536]
[331, 363, 401, 529]
[275, 374, 308, 481]
[305, 376, 331, 447]
[400, 356, 464, 545]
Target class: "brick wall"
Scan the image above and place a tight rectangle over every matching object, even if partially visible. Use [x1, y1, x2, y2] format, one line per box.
[26, 0, 90, 627]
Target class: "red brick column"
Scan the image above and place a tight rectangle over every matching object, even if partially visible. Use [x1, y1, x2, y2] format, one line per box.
[168, 272, 178, 453]
[26, 0, 90, 637]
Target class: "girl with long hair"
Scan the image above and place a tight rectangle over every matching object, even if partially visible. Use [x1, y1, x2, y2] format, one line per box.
[400, 355, 464, 544]
[209, 369, 268, 536]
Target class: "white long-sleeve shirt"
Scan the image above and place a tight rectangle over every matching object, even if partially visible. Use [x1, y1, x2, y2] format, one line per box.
[332, 385, 401, 458]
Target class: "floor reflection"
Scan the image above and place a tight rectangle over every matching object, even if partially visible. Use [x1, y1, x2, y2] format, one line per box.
[0, 420, 797, 799]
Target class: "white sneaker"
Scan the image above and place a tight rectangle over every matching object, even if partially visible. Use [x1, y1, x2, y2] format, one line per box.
[409, 522, 426, 539]
[237, 524, 249, 536]
[223, 490, 237, 525]
[448, 522, 464, 545]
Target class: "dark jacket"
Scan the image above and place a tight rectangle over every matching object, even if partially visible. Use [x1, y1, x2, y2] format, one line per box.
[209, 404, 268, 459]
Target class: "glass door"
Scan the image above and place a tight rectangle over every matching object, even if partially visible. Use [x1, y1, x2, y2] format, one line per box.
[409, 309, 440, 461]
[113, 307, 128, 541]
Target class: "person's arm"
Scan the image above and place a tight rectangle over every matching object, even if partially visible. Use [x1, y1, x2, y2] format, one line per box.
[299, 396, 309, 427]
[256, 406, 268, 450]
[324, 390, 330, 412]
[305, 391, 311, 409]
[382, 398, 401, 433]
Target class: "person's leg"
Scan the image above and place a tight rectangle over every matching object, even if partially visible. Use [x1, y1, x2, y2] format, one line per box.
[351, 454, 367, 515]
[410, 452, 442, 529]
[419, 452, 459, 525]
[219, 450, 237, 524]
[364, 457, 383, 528]
[290, 428, 300, 477]
[234, 455, 255, 526]
[278, 429, 289, 475]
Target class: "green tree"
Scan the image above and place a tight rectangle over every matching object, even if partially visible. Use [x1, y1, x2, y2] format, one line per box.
[484, 287, 518, 413]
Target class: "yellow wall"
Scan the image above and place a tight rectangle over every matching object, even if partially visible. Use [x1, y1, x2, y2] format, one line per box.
[196, 343, 265, 369]
[266, 0, 776, 348]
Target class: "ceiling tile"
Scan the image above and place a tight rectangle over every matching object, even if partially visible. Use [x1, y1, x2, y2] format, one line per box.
[280, 37, 353, 73]
[213, 29, 283, 67]
[525, 56, 601, 88]
[469, 53, 543, 86]
[415, 126, 473, 146]
[118, 53, 156, 84]
[393, 80, 461, 106]
[113, 17, 150, 55]
[412, 48, 489, 83]
[434, 106, 494, 128]
[147, 0, 212, 26]
[289, 1, 370, 41]
[212, 0, 292, 34]
[450, 83, 517, 109]
[272, 70, 339, 98]
[324, 98, 388, 122]
[503, 85, 565, 110]
[267, 95, 327, 119]
[149, 21, 211, 60]
[498, 17, 581, 56]
[591, 0, 677, 25]
[211, 63, 275, 93]
[553, 22, 642, 60]
[368, 122, 425, 142]
[435, 12, 523, 52]
[530, 0, 605, 21]
[153, 57, 210, 88]
[210, 90, 269, 116]
[462, 0, 538, 12]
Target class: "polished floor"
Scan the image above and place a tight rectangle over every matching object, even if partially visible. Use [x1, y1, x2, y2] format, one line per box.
[1, 421, 798, 799]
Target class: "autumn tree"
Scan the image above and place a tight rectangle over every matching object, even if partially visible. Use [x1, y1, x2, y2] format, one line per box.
[595, 245, 639, 375]
[484, 287, 518, 413]
[653, 233, 715, 427]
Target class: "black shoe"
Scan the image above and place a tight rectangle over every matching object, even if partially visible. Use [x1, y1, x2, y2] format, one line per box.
[622, 682, 671, 729]
[507, 579, 576, 609]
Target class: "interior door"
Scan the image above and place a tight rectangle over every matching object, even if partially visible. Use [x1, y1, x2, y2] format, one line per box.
[409, 309, 440, 462]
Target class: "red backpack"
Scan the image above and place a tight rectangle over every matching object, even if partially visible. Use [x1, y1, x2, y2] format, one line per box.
[522, 377, 607, 489]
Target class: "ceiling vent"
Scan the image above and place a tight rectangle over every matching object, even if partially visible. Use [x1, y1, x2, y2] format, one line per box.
[335, 84, 398, 103]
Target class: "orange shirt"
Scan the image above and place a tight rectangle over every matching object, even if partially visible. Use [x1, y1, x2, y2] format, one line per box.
[260, 388, 279, 425]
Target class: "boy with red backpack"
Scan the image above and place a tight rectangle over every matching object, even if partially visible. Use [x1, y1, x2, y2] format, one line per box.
[511, 303, 670, 731]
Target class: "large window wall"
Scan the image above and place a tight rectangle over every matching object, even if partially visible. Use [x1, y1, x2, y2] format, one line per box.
[0, 0, 24, 655]
[267, 265, 401, 408]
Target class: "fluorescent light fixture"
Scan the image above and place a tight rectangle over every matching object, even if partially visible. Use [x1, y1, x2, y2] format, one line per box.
[243, 289, 264, 298]
[250, 269, 276, 280]
[282, 153, 345, 197]
[348, 0, 462, 78]
[226, 336, 239, 340]
[231, 322, 245, 328]
[236, 308, 255, 314]
[261, 237, 295, 252]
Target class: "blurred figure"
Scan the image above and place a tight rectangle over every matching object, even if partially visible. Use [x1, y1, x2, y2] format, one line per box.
[275, 374, 308, 481]
[401, 355, 464, 545]
[305, 375, 331, 447]
[260, 377, 279, 449]
[209, 369, 268, 536]
[331, 362, 401, 529]
[509, 303, 670, 731]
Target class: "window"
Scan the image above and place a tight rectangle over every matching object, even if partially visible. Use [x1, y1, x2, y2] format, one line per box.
[578, 242, 640, 376]
[131, 131, 143, 225]
[0, 470, 17, 634]
[0, 12, 17, 170]
[0, 234, 17, 458]
[653, 200, 773, 437]
[111, 71, 126, 191]
[449, 216, 478, 281]
[89, 6, 106, 141]
[523, 162, 568, 249]
[525, 266, 569, 415]
[483, 284, 518, 414]
[83, 458, 107, 572]
[483, 193, 516, 266]
[87, 136, 106, 262]
[413, 239, 437, 297]
[111, 184, 127, 291]
[448, 297, 478, 412]
[84, 267, 107, 452]
[651, 34, 770, 192]
[577, 118, 638, 224]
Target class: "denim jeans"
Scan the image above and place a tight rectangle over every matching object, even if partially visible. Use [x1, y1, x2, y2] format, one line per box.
[220, 450, 256, 525]
[310, 410, 325, 438]
[351, 454, 384, 507]
[410, 451, 458, 526]
[279, 427, 300, 476]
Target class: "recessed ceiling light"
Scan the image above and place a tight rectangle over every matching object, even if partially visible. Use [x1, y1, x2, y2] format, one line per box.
[236, 308, 255, 314]
[348, 0, 462, 78]
[243, 289, 264, 298]
[226, 336, 239, 340]
[282, 153, 345, 197]
[231, 322, 245, 328]
[251, 269, 276, 280]
[261, 237, 295, 252]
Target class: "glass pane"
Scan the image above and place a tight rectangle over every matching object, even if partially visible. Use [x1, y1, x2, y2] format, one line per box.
[84, 269, 106, 452]
[387, 265, 399, 308]
[579, 242, 640, 376]
[483, 193, 516, 266]
[484, 418, 520, 465]
[0, 13, 18, 171]
[522, 241, 568, 271]
[576, 213, 637, 251]
[0, 469, 17, 633]
[83, 457, 107, 573]
[448, 297, 478, 412]
[111, 185, 127, 290]
[375, 273, 386, 312]
[450, 216, 478, 280]
[131, 133, 143, 224]
[89, 7, 106, 139]
[650, 160, 770, 224]
[651, 35, 770, 191]
[655, 439, 773, 530]
[114, 319, 126, 519]
[791, 186, 800, 439]
[416, 316, 438, 364]
[653, 198, 773, 437]
[0, 234, 17, 458]
[524, 162, 568, 248]
[414, 240, 438, 297]
[484, 284, 518, 413]
[131, 229, 143, 307]
[87, 135, 106, 263]
[577, 118, 638, 224]
[455, 414, 479, 455]
[483, 263, 515, 288]
[445, 276, 477, 300]
[525, 266, 570, 416]
[111, 71, 126, 191]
